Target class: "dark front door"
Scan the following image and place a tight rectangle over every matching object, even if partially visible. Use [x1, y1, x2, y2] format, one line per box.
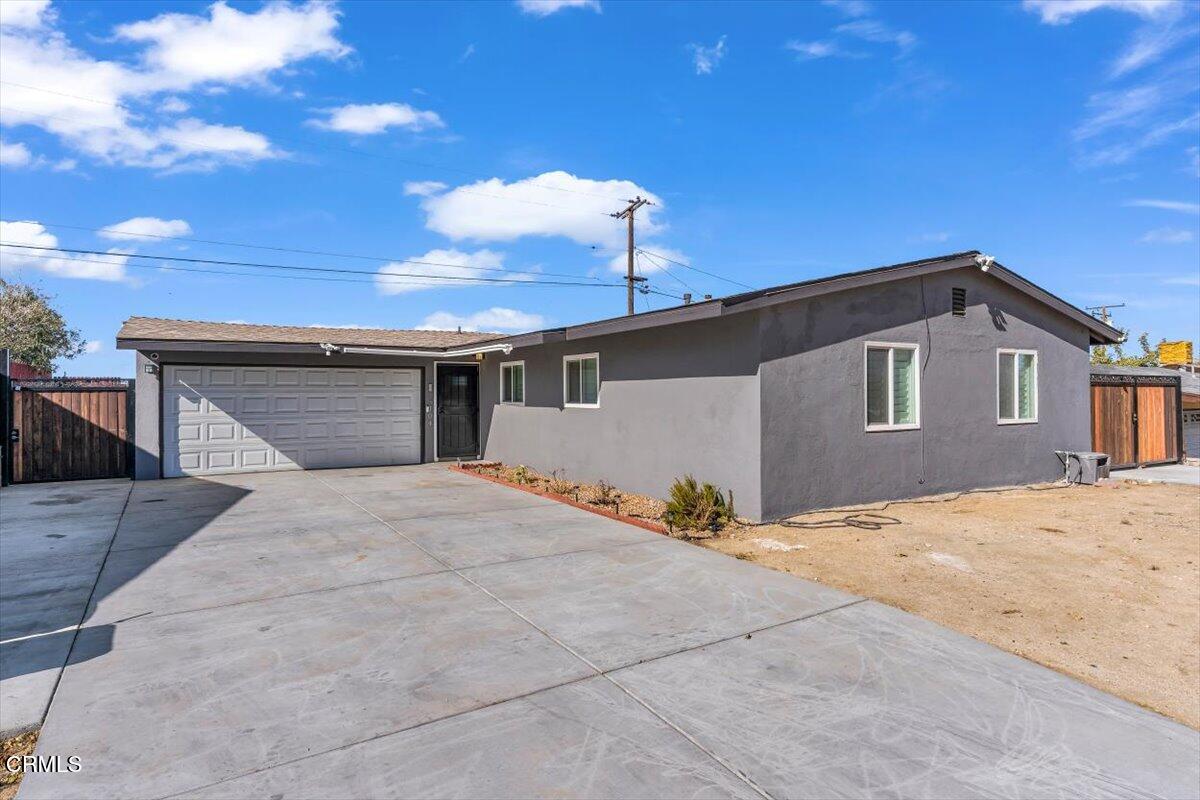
[437, 364, 479, 458]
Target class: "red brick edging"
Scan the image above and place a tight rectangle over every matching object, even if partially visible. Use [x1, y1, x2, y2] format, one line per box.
[449, 465, 671, 536]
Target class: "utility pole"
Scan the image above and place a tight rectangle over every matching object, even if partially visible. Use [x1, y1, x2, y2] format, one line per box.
[1085, 303, 1125, 326]
[611, 196, 652, 315]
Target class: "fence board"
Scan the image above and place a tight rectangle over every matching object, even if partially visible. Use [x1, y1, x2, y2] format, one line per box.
[11, 387, 132, 483]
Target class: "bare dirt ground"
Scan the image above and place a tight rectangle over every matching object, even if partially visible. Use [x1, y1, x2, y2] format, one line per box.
[702, 480, 1200, 729]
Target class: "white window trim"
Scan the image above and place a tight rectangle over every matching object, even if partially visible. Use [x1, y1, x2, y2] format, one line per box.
[863, 341, 921, 432]
[562, 352, 600, 408]
[997, 348, 1038, 425]
[500, 360, 525, 406]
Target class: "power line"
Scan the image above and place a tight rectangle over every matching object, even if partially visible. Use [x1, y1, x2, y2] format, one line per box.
[19, 222, 606, 282]
[635, 247, 755, 290]
[0, 249, 629, 291]
[0, 243, 627, 288]
[637, 248, 697, 294]
[0, 81, 637, 203]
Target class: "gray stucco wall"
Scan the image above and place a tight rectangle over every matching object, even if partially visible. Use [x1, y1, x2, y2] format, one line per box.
[132, 349, 476, 480]
[757, 266, 1092, 519]
[478, 312, 764, 520]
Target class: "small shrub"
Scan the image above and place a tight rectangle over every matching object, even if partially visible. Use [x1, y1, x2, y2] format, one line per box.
[593, 479, 620, 506]
[547, 470, 576, 496]
[664, 475, 731, 532]
[512, 465, 531, 485]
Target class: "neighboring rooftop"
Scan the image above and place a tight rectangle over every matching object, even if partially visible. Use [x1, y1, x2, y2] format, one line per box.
[116, 317, 501, 350]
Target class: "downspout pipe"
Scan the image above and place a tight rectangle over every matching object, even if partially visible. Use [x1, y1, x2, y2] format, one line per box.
[320, 342, 513, 358]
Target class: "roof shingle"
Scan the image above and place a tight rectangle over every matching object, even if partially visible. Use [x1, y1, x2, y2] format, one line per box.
[116, 317, 501, 349]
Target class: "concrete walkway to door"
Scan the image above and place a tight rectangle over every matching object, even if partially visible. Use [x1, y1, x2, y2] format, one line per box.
[11, 465, 1199, 799]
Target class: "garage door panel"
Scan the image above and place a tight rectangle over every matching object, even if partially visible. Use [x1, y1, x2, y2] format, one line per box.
[163, 366, 423, 478]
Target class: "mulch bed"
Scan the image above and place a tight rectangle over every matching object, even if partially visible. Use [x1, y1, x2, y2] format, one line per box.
[453, 462, 720, 538]
[1, 729, 39, 800]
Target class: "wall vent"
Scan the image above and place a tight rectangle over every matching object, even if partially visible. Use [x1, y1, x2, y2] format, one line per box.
[952, 287, 967, 317]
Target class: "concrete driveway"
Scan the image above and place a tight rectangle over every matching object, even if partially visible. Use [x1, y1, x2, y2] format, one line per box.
[5, 466, 1197, 799]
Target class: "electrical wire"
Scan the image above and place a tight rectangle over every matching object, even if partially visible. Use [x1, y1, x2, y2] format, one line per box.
[637, 248, 698, 294]
[0, 226, 600, 283]
[0, 249, 630, 290]
[635, 247, 755, 290]
[26, 220, 603, 280]
[0, 242, 625, 287]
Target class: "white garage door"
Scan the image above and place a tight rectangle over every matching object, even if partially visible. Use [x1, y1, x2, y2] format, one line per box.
[163, 365, 422, 478]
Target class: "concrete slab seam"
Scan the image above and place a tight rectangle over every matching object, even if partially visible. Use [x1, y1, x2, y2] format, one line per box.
[308, 471, 779, 800]
[41, 482, 133, 729]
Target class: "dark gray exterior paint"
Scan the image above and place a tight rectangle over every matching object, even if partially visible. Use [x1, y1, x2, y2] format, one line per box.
[756, 267, 1090, 519]
[480, 266, 1092, 521]
[131, 349, 477, 480]
[123, 261, 1100, 518]
[479, 311, 764, 520]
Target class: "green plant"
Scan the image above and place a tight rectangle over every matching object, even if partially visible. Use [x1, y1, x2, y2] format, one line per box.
[0, 279, 85, 373]
[664, 475, 731, 531]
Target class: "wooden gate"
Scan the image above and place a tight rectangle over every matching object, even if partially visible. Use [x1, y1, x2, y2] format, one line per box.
[11, 381, 132, 483]
[1091, 372, 1181, 469]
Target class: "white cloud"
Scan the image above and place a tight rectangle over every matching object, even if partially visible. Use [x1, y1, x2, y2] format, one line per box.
[1071, 62, 1199, 167]
[0, 0, 53, 29]
[1125, 198, 1200, 213]
[83, 340, 103, 354]
[421, 170, 662, 247]
[835, 19, 917, 54]
[159, 96, 190, 114]
[1110, 15, 1197, 77]
[0, 139, 33, 167]
[785, 40, 863, 60]
[515, 0, 600, 17]
[459, 43, 476, 63]
[913, 231, 952, 243]
[1022, 0, 1178, 26]
[0, 0, 347, 171]
[688, 36, 727, 75]
[0, 220, 130, 281]
[1162, 275, 1200, 286]
[114, 0, 349, 90]
[375, 248, 521, 295]
[403, 180, 448, 197]
[416, 307, 546, 332]
[309, 102, 444, 135]
[1140, 226, 1195, 243]
[99, 217, 192, 241]
[822, 0, 871, 16]
[1189, 145, 1200, 176]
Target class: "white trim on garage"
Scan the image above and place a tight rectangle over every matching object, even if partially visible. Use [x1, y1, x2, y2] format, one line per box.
[162, 364, 422, 477]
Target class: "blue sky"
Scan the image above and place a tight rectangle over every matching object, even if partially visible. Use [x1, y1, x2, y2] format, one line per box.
[1, 0, 1197, 377]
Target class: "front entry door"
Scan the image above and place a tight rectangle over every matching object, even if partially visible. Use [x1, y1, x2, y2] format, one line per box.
[437, 364, 479, 458]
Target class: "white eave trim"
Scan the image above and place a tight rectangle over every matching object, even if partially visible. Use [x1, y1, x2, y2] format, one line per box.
[324, 342, 513, 358]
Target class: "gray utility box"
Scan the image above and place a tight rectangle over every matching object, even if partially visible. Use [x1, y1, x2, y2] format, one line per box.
[1067, 451, 1110, 485]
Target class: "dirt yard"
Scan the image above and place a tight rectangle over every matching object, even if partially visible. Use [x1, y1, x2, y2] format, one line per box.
[702, 480, 1200, 729]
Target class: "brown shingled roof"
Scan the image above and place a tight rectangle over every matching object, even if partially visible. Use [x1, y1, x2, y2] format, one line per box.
[116, 317, 501, 350]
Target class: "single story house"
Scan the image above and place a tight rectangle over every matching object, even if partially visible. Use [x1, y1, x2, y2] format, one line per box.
[117, 250, 1123, 521]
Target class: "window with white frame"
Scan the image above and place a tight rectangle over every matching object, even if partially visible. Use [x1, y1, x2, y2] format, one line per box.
[563, 353, 599, 407]
[500, 361, 524, 405]
[997, 349, 1037, 423]
[864, 342, 920, 430]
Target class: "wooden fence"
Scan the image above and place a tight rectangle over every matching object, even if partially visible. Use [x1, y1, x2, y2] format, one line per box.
[1091, 373, 1181, 469]
[10, 382, 133, 483]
